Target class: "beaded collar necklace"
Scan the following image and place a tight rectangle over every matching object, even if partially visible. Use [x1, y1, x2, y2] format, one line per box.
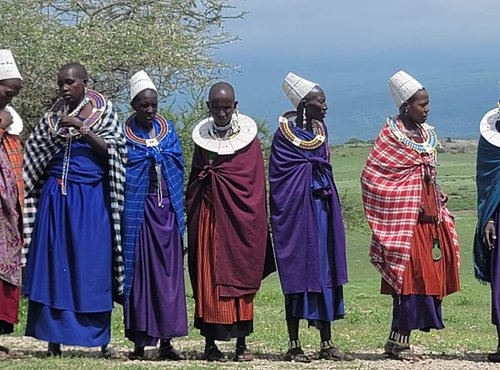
[48, 89, 106, 138]
[125, 113, 169, 146]
[387, 117, 437, 154]
[125, 113, 170, 208]
[278, 115, 326, 150]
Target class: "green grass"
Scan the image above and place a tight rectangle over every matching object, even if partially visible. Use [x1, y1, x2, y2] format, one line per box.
[2, 143, 490, 369]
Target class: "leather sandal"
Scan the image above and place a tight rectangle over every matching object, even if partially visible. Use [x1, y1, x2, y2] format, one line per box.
[234, 345, 254, 362]
[319, 346, 354, 361]
[487, 349, 500, 362]
[204, 345, 227, 362]
[127, 346, 145, 360]
[387, 344, 420, 362]
[284, 347, 311, 363]
[158, 345, 185, 361]
[100, 345, 122, 360]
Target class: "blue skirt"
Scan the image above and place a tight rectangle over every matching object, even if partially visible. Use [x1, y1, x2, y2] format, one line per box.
[23, 141, 113, 347]
[285, 195, 345, 328]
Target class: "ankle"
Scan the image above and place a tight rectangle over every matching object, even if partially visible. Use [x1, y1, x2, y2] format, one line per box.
[133, 346, 144, 354]
[289, 339, 301, 349]
[320, 340, 334, 350]
[160, 339, 172, 349]
[387, 330, 410, 347]
[205, 340, 217, 351]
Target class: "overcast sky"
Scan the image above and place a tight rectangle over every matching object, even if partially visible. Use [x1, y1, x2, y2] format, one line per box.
[221, 0, 500, 56]
[213, 1, 500, 141]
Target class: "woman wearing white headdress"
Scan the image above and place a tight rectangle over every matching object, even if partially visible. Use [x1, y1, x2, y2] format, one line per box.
[269, 73, 351, 362]
[361, 71, 460, 361]
[122, 71, 188, 360]
[0, 49, 23, 357]
[473, 91, 500, 362]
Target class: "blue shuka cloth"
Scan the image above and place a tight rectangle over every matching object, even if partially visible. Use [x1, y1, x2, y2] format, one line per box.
[23, 140, 113, 346]
[122, 116, 184, 298]
[474, 136, 500, 283]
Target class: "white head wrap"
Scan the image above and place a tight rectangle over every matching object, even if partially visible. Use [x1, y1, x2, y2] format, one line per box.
[282, 72, 318, 108]
[0, 50, 22, 81]
[130, 70, 157, 102]
[387, 70, 424, 108]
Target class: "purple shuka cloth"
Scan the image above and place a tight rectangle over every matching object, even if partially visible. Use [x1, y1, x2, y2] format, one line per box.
[391, 295, 444, 332]
[285, 195, 345, 325]
[269, 122, 348, 294]
[124, 176, 188, 346]
[491, 211, 500, 326]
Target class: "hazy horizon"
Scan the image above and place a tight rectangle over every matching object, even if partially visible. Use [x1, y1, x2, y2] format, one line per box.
[211, 1, 500, 143]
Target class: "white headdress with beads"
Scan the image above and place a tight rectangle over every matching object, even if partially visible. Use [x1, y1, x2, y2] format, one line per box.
[387, 70, 424, 108]
[0, 50, 22, 81]
[130, 70, 157, 102]
[282, 72, 318, 108]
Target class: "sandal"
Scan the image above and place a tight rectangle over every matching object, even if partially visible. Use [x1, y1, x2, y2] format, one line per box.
[234, 346, 254, 362]
[319, 346, 354, 361]
[204, 345, 227, 362]
[47, 342, 62, 357]
[487, 350, 500, 362]
[387, 344, 420, 362]
[383, 341, 395, 355]
[100, 345, 122, 360]
[128, 346, 145, 361]
[284, 347, 311, 363]
[158, 345, 185, 361]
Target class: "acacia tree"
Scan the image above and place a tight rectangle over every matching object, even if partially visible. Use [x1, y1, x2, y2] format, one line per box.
[0, 0, 243, 132]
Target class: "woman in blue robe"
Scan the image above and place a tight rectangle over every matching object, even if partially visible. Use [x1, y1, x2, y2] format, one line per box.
[23, 63, 126, 357]
[122, 71, 187, 360]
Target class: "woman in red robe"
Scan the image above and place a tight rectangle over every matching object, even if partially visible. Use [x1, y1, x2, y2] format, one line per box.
[186, 82, 272, 362]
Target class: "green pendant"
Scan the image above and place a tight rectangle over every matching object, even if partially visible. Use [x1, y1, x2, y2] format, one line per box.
[432, 239, 442, 261]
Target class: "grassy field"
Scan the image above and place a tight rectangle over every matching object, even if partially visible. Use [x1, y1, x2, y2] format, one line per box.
[2, 142, 491, 369]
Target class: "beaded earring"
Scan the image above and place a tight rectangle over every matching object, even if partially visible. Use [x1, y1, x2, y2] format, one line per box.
[302, 106, 307, 127]
[234, 108, 239, 126]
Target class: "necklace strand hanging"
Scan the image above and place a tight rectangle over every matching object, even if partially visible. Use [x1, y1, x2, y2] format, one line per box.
[48, 89, 107, 195]
[125, 114, 169, 207]
[47, 89, 106, 138]
[208, 114, 241, 140]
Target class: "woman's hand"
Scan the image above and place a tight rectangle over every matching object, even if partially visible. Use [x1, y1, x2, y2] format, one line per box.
[483, 221, 497, 250]
[439, 190, 448, 204]
[0, 109, 13, 130]
[59, 114, 83, 130]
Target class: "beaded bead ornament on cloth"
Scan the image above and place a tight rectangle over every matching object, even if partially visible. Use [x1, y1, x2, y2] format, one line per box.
[387, 116, 438, 155]
[278, 112, 326, 150]
[48, 89, 106, 138]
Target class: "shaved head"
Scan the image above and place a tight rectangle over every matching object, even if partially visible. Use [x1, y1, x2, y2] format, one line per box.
[58, 63, 88, 80]
[207, 82, 237, 127]
[208, 82, 235, 102]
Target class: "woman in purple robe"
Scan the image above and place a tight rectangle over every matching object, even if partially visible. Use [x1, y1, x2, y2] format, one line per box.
[122, 71, 187, 360]
[269, 73, 351, 362]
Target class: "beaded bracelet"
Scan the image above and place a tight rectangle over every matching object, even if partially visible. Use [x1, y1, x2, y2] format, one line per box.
[488, 219, 495, 224]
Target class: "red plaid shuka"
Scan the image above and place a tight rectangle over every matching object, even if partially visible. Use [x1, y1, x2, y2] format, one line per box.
[361, 118, 459, 293]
